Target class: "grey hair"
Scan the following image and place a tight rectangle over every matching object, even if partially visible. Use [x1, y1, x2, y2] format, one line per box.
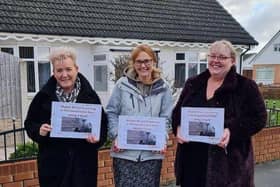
[209, 40, 236, 60]
[49, 47, 77, 66]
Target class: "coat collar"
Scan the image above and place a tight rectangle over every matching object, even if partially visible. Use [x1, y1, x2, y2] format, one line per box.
[40, 73, 93, 97]
[119, 76, 167, 96]
[189, 66, 238, 94]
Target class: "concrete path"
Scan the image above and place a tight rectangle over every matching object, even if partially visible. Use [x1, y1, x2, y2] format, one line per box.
[161, 160, 280, 187]
[255, 160, 280, 187]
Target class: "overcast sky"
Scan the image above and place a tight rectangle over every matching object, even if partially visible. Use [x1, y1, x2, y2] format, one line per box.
[217, 0, 280, 53]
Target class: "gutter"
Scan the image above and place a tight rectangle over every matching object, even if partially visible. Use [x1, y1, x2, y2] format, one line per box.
[239, 45, 251, 74]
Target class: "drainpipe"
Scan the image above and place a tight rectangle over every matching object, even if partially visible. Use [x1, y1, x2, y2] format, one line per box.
[239, 45, 251, 74]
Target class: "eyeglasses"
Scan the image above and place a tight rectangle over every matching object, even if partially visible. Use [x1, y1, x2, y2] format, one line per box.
[134, 59, 153, 66]
[207, 55, 232, 61]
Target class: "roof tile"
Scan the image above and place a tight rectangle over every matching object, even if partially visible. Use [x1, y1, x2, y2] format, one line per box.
[0, 0, 257, 45]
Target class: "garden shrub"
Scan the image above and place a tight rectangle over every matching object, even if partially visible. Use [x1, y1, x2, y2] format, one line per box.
[9, 142, 38, 159]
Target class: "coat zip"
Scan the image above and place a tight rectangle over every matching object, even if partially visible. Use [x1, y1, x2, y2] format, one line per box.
[130, 93, 135, 108]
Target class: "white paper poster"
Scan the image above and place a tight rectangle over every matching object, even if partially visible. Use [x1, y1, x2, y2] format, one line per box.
[180, 107, 224, 144]
[50, 101, 102, 139]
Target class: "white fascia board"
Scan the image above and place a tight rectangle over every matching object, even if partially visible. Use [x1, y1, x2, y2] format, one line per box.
[0, 32, 248, 50]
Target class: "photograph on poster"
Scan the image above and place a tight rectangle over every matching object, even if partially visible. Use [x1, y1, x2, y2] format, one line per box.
[50, 102, 101, 139]
[127, 130, 156, 145]
[189, 121, 215, 137]
[61, 117, 92, 133]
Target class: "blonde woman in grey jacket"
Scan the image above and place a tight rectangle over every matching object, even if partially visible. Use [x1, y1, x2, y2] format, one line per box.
[106, 44, 173, 187]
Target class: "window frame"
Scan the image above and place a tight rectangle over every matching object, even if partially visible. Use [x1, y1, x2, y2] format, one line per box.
[255, 67, 274, 85]
[19, 46, 51, 94]
[186, 51, 208, 77]
[174, 63, 186, 88]
[274, 43, 280, 52]
[37, 47, 51, 90]
[174, 51, 208, 88]
[93, 54, 108, 92]
[0, 46, 15, 55]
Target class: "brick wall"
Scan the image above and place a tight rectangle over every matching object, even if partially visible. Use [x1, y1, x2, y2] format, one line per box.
[253, 127, 280, 163]
[0, 129, 279, 187]
[0, 160, 38, 187]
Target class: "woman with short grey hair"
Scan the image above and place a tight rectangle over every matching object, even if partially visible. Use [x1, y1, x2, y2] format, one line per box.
[25, 47, 108, 187]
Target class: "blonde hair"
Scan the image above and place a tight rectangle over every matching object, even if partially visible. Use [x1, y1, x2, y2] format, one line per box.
[128, 44, 161, 79]
[49, 47, 77, 66]
[209, 40, 236, 61]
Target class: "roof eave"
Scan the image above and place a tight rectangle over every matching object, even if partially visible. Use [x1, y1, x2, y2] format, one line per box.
[0, 32, 251, 50]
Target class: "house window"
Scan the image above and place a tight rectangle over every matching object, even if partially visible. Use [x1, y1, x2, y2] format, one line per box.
[274, 44, 280, 52]
[38, 47, 51, 90]
[19, 46, 50, 92]
[256, 67, 274, 85]
[187, 52, 198, 62]
[19, 47, 34, 58]
[174, 51, 207, 88]
[176, 53, 185, 60]
[94, 54, 106, 61]
[38, 61, 50, 89]
[26, 61, 36, 92]
[199, 52, 207, 73]
[20, 47, 35, 92]
[174, 63, 186, 88]
[93, 65, 107, 91]
[93, 54, 107, 91]
[188, 63, 198, 78]
[0, 47, 14, 55]
[187, 52, 207, 78]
